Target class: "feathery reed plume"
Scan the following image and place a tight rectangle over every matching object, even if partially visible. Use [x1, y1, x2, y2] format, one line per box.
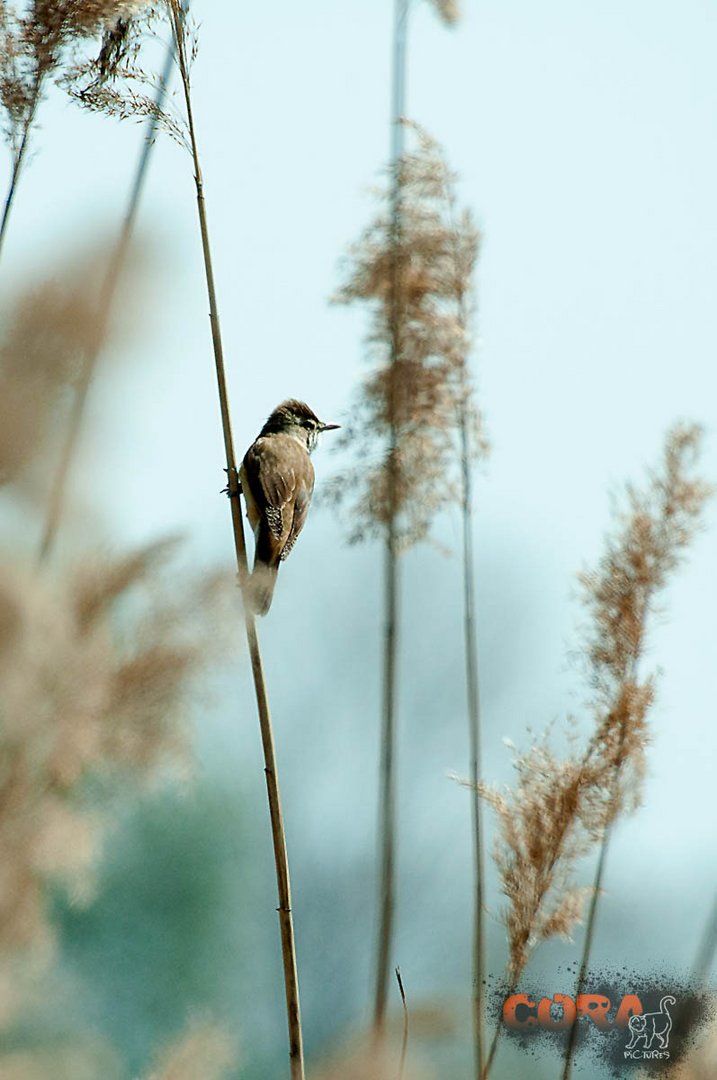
[474, 424, 710, 1079]
[143, 1016, 238, 1080]
[0, 540, 228, 1036]
[329, 118, 486, 1048]
[67, 6, 306, 1075]
[561, 422, 711, 1080]
[0, 0, 145, 258]
[329, 123, 485, 547]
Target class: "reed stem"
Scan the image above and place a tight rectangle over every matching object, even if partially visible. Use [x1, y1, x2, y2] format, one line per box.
[373, 0, 409, 1036]
[460, 408, 486, 1080]
[169, 6, 304, 1076]
[0, 83, 40, 263]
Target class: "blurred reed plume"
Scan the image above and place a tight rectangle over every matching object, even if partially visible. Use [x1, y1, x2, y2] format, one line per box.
[143, 1016, 238, 1080]
[0, 252, 102, 485]
[0, 541, 229, 1029]
[475, 423, 710, 1078]
[0, 237, 150, 562]
[65, 6, 307, 1075]
[0, 0, 145, 255]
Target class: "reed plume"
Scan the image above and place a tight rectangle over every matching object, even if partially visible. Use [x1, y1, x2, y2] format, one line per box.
[476, 423, 710, 1078]
[0, 539, 229, 1044]
[561, 421, 712, 1079]
[67, 6, 306, 1075]
[0, 244, 114, 487]
[0, 0, 145, 258]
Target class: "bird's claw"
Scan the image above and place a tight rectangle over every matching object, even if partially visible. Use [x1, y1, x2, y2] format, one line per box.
[221, 468, 242, 498]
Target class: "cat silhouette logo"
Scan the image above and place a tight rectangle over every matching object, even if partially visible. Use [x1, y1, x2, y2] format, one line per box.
[624, 995, 675, 1060]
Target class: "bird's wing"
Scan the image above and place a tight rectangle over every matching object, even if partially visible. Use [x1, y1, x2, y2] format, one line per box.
[241, 436, 304, 544]
[281, 467, 315, 561]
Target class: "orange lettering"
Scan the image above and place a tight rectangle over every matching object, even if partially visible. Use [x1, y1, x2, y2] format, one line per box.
[503, 994, 538, 1030]
[576, 994, 612, 1029]
[614, 995, 644, 1028]
[537, 994, 576, 1029]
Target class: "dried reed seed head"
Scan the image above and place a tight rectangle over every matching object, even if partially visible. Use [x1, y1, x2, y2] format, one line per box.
[331, 122, 485, 544]
[478, 422, 709, 983]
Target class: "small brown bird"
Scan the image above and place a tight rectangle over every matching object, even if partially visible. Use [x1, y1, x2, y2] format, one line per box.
[239, 400, 340, 615]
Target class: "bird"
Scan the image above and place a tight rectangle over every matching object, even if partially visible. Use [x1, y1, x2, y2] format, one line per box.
[239, 400, 340, 615]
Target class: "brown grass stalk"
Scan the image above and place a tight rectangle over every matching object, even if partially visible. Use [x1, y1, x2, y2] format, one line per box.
[166, 4, 305, 1076]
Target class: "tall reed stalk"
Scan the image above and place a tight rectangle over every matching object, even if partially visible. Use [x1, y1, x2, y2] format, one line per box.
[166, 4, 304, 1075]
[460, 410, 486, 1080]
[38, 27, 178, 564]
[373, 0, 409, 1036]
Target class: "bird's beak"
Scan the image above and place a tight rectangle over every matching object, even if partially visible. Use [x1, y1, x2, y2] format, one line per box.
[320, 421, 341, 432]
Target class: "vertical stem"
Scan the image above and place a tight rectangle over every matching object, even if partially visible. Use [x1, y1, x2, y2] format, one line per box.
[460, 411, 486, 1080]
[373, 0, 409, 1035]
[0, 83, 40, 263]
[170, 9, 304, 1078]
[482, 979, 516, 1079]
[396, 966, 409, 1079]
[37, 35, 178, 565]
[561, 712, 630, 1080]
[560, 817, 614, 1080]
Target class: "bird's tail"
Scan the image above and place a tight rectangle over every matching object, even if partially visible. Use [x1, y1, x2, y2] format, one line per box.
[247, 561, 278, 616]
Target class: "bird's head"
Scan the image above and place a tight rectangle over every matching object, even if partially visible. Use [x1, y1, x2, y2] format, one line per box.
[260, 399, 340, 452]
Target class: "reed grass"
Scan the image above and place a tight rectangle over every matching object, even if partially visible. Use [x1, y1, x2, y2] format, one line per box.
[475, 423, 710, 1079]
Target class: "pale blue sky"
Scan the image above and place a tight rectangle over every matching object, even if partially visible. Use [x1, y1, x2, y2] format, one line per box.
[3, 1, 717, 1076]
